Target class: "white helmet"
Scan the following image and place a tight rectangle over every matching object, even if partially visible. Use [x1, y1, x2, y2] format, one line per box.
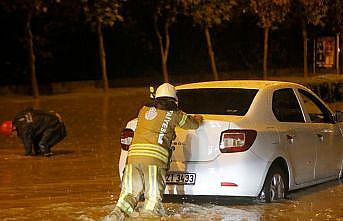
[155, 83, 178, 101]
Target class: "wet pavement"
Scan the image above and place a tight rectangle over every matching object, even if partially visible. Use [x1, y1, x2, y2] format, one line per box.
[0, 88, 342, 221]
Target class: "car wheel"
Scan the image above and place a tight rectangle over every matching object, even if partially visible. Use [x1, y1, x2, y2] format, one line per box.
[259, 166, 288, 203]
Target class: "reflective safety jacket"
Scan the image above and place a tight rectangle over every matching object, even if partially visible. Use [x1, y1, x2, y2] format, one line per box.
[127, 105, 202, 168]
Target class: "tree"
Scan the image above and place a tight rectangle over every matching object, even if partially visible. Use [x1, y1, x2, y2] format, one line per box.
[250, 0, 290, 79]
[329, 0, 343, 74]
[294, 0, 327, 78]
[83, 0, 123, 93]
[152, 0, 179, 83]
[182, 0, 236, 81]
[0, 0, 59, 98]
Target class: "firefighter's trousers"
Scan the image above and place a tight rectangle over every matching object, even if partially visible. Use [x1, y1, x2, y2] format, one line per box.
[115, 163, 166, 217]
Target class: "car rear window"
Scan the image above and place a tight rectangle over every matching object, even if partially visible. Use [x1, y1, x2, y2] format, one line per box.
[177, 88, 258, 115]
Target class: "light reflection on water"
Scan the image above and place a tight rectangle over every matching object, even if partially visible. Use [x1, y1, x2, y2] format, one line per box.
[0, 91, 342, 221]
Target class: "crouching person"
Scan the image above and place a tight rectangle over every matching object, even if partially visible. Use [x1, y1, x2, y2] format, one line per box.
[0, 107, 67, 157]
[107, 83, 203, 220]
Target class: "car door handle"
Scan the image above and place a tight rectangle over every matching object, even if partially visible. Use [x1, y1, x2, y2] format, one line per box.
[316, 133, 324, 141]
[320, 129, 333, 133]
[286, 134, 296, 139]
[286, 134, 295, 144]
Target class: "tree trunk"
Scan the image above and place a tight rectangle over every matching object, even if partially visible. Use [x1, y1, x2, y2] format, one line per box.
[204, 26, 219, 81]
[97, 20, 109, 93]
[154, 14, 169, 83]
[26, 10, 39, 98]
[341, 34, 343, 74]
[161, 51, 169, 83]
[302, 22, 308, 78]
[162, 21, 170, 83]
[263, 27, 269, 80]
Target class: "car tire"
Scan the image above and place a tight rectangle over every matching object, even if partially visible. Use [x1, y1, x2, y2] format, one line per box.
[259, 166, 288, 203]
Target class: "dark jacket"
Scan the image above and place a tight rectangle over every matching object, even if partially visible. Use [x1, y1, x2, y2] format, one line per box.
[12, 108, 66, 155]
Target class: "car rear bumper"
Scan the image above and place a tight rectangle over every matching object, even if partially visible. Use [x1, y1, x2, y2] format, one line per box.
[119, 150, 268, 197]
[165, 151, 267, 197]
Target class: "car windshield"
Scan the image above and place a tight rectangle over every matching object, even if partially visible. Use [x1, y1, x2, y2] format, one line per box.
[177, 88, 258, 115]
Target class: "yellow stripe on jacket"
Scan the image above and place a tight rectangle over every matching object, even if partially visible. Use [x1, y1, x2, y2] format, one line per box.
[128, 143, 170, 164]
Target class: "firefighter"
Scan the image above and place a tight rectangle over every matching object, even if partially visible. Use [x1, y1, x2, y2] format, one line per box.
[0, 107, 67, 157]
[107, 83, 203, 220]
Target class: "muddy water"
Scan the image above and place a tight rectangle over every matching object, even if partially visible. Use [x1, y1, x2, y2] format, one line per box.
[0, 89, 342, 221]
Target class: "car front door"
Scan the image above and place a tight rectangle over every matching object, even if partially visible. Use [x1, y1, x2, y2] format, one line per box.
[297, 89, 342, 180]
[272, 88, 317, 185]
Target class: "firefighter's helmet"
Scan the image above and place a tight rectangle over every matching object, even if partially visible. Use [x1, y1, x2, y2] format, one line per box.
[155, 83, 178, 101]
[0, 121, 14, 136]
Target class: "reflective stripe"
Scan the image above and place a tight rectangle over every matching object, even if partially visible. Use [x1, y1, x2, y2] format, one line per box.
[122, 164, 133, 194]
[128, 150, 168, 162]
[179, 114, 188, 127]
[127, 164, 132, 193]
[129, 146, 169, 158]
[146, 165, 157, 211]
[130, 143, 169, 156]
[122, 165, 128, 195]
[128, 152, 169, 164]
[116, 164, 134, 215]
[129, 144, 170, 163]
[117, 198, 134, 214]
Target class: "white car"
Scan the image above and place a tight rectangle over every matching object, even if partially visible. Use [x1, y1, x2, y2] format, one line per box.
[119, 80, 343, 202]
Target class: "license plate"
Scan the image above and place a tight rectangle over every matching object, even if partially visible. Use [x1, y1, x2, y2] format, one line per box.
[166, 172, 196, 185]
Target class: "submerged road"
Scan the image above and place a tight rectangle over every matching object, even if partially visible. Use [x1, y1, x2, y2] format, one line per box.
[0, 88, 342, 221]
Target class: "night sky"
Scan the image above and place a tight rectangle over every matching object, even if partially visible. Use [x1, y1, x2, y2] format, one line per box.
[0, 1, 337, 86]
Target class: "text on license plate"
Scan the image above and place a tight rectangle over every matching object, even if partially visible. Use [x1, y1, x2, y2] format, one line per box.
[166, 172, 196, 185]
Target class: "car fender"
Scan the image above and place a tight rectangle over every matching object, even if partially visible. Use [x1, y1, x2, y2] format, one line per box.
[119, 118, 137, 179]
[126, 118, 138, 131]
[257, 153, 293, 194]
[337, 123, 343, 178]
[119, 150, 128, 180]
[339, 159, 343, 179]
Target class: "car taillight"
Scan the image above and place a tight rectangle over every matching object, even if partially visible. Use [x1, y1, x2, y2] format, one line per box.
[219, 129, 257, 153]
[120, 128, 134, 151]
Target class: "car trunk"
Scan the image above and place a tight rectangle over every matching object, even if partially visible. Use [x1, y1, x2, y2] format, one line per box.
[172, 87, 258, 162]
[171, 116, 244, 162]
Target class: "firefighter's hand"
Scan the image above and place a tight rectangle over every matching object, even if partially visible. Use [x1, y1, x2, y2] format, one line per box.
[193, 114, 204, 123]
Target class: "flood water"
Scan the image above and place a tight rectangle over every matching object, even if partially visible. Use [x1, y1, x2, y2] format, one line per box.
[0, 88, 342, 221]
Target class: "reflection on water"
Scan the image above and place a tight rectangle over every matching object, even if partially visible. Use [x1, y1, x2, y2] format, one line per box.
[0, 91, 342, 221]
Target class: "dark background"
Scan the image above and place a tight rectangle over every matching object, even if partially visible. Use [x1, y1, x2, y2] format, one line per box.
[0, 2, 336, 86]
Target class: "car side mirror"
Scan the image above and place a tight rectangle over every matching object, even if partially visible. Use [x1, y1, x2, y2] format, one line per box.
[334, 111, 343, 122]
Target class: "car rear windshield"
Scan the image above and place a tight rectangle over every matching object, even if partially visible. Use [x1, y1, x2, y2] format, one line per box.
[177, 88, 258, 115]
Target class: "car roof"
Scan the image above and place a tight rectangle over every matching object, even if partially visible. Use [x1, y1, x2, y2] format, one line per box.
[175, 80, 303, 90]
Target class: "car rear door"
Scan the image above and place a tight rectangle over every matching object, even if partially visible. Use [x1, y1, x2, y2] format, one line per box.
[272, 88, 317, 184]
[297, 89, 342, 179]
